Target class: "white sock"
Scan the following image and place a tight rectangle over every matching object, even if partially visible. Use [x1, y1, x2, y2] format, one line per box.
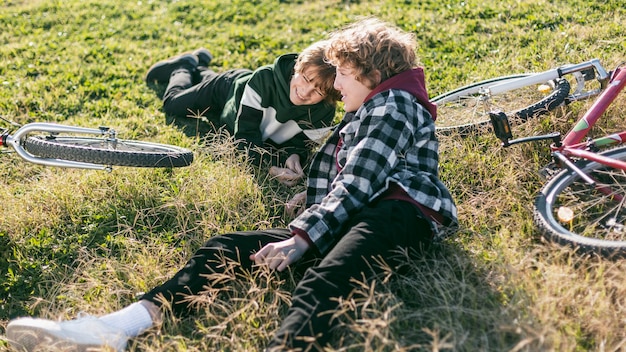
[98, 302, 154, 337]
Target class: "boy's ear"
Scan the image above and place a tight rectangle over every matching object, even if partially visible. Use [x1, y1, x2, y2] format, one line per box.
[370, 70, 382, 87]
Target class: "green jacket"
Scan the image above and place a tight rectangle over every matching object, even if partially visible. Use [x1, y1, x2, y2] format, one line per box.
[219, 53, 336, 165]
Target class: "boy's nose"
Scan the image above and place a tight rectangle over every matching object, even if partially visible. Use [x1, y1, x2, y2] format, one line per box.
[300, 83, 315, 96]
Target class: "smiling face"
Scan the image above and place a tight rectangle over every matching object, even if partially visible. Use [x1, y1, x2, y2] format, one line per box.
[289, 68, 326, 106]
[324, 18, 418, 112]
[333, 65, 374, 113]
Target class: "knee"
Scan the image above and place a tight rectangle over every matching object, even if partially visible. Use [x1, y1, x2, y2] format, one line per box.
[199, 235, 247, 265]
[162, 97, 186, 118]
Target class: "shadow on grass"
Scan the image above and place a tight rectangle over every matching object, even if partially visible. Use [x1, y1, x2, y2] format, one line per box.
[320, 240, 531, 351]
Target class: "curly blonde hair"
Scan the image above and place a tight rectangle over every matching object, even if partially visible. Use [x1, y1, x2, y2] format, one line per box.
[325, 18, 417, 88]
[294, 40, 342, 103]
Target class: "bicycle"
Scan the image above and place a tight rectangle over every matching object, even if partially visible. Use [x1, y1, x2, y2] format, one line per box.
[432, 58, 611, 136]
[1, 117, 194, 170]
[470, 61, 626, 258]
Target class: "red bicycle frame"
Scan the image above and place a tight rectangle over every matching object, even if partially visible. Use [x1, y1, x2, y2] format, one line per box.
[555, 66, 626, 170]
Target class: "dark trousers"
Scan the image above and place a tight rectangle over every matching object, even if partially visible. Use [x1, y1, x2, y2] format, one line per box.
[162, 68, 252, 123]
[140, 200, 433, 351]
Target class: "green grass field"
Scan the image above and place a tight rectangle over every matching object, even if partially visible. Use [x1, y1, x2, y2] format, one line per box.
[1, 0, 626, 350]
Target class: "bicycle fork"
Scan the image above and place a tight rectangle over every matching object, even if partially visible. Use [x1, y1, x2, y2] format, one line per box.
[4, 123, 117, 170]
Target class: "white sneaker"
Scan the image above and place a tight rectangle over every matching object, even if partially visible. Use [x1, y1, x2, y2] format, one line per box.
[6, 315, 129, 352]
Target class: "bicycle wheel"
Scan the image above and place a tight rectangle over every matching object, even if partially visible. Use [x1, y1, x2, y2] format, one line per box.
[24, 136, 194, 167]
[433, 74, 571, 136]
[534, 146, 626, 258]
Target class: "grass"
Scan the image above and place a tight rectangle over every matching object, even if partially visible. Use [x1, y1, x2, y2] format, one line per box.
[1, 0, 626, 350]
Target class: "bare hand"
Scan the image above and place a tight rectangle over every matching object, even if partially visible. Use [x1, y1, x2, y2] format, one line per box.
[249, 235, 310, 271]
[269, 154, 304, 186]
[283, 154, 303, 175]
[285, 191, 306, 218]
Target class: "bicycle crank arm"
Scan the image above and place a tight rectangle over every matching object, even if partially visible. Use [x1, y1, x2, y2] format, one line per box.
[504, 132, 562, 147]
[489, 111, 561, 147]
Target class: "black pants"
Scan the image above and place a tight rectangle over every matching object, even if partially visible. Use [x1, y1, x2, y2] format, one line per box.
[161, 67, 291, 167]
[162, 67, 252, 124]
[140, 200, 433, 351]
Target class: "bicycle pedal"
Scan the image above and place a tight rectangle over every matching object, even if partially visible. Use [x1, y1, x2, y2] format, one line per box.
[489, 111, 513, 146]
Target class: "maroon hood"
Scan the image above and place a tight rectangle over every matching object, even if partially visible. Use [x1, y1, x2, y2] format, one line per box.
[363, 67, 437, 121]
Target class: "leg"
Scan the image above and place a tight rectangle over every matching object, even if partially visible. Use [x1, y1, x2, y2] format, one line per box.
[6, 308, 142, 351]
[162, 68, 252, 122]
[145, 48, 212, 84]
[6, 229, 297, 352]
[161, 67, 201, 118]
[269, 200, 433, 350]
[140, 228, 294, 316]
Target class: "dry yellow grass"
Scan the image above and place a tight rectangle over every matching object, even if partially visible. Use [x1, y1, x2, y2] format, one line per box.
[2, 0, 626, 351]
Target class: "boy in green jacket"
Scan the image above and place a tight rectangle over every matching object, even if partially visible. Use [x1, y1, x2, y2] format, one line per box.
[146, 41, 340, 186]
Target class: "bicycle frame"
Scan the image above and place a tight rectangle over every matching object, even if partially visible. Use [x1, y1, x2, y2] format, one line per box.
[485, 58, 610, 101]
[491, 63, 626, 188]
[1, 122, 116, 170]
[555, 66, 626, 174]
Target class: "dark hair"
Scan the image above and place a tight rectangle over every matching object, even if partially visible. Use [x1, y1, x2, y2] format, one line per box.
[294, 40, 341, 103]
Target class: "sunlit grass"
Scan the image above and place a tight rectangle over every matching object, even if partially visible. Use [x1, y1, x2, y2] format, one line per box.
[1, 0, 626, 351]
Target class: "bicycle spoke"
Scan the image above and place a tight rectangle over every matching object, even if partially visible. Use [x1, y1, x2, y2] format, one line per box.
[554, 169, 626, 242]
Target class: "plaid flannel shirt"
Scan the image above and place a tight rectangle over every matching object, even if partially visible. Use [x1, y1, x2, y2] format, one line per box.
[288, 87, 458, 254]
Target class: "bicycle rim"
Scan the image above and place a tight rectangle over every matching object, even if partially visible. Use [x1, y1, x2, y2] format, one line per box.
[433, 74, 570, 137]
[534, 146, 626, 258]
[24, 136, 194, 167]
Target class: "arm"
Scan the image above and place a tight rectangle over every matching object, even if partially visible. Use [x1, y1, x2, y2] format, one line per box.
[232, 66, 282, 165]
[277, 111, 336, 165]
[277, 133, 311, 166]
[289, 92, 427, 254]
[233, 82, 267, 164]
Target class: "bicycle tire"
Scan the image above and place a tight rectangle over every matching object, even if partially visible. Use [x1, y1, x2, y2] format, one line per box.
[534, 146, 626, 258]
[24, 136, 194, 168]
[433, 74, 571, 137]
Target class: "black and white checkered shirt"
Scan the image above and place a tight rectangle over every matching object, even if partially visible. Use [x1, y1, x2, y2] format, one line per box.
[289, 86, 458, 254]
